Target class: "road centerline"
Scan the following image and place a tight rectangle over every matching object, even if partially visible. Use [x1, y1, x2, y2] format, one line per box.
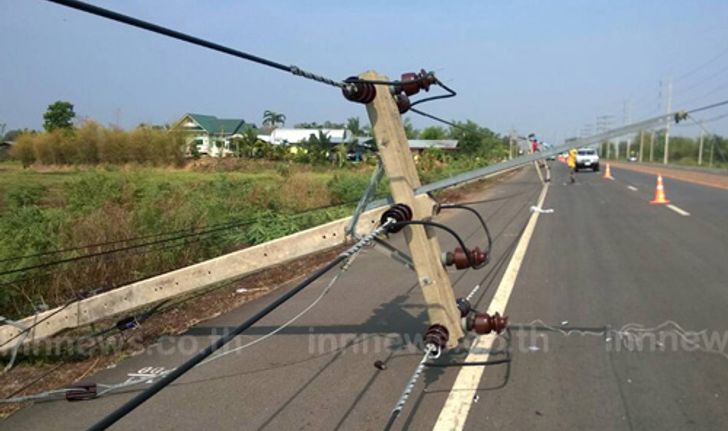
[666, 204, 691, 216]
[433, 182, 549, 431]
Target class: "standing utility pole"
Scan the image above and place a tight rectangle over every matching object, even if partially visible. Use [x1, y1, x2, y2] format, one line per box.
[698, 129, 704, 166]
[509, 129, 515, 160]
[663, 78, 672, 165]
[624, 99, 632, 160]
[596, 115, 613, 158]
[361, 70, 464, 347]
[649, 130, 656, 162]
[639, 130, 645, 163]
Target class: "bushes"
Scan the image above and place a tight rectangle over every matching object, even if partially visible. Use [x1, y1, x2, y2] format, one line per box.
[327, 172, 371, 204]
[10, 121, 185, 167]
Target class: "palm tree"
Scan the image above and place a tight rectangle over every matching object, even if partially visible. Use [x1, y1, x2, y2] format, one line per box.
[262, 110, 286, 131]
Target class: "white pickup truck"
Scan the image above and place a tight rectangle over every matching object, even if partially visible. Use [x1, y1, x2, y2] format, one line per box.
[575, 148, 600, 172]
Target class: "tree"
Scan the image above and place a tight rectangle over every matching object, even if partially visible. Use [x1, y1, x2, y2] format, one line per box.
[43, 101, 75, 132]
[345, 117, 364, 136]
[420, 126, 447, 140]
[402, 117, 419, 139]
[2, 129, 27, 142]
[301, 130, 333, 163]
[262, 110, 286, 131]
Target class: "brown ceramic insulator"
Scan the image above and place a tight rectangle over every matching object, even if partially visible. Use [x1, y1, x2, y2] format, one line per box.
[398, 69, 437, 96]
[399, 72, 421, 96]
[424, 324, 449, 351]
[395, 93, 411, 114]
[470, 311, 508, 335]
[470, 246, 488, 267]
[342, 77, 376, 104]
[381, 203, 413, 232]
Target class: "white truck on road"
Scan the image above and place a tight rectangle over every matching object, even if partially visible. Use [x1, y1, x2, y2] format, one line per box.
[575, 148, 600, 172]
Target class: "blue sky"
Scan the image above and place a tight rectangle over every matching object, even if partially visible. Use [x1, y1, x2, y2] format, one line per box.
[2, 0, 728, 143]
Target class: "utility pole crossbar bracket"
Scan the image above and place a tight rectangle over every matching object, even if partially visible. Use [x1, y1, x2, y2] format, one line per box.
[361, 70, 464, 347]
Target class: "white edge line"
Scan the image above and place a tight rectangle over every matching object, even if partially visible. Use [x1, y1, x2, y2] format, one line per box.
[666, 204, 690, 216]
[432, 182, 550, 431]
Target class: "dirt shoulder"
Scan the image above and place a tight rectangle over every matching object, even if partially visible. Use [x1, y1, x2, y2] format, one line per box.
[610, 161, 728, 191]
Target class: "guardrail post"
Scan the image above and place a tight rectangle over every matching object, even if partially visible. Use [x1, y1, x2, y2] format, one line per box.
[360, 70, 464, 347]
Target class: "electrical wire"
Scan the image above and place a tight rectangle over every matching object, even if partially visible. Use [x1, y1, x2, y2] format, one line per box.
[0, 216, 257, 265]
[44, 0, 449, 94]
[437, 204, 492, 268]
[0, 197, 366, 277]
[0, 198, 369, 351]
[199, 246, 364, 366]
[389, 220, 475, 267]
[409, 78, 457, 108]
[409, 107, 460, 129]
[87, 219, 394, 431]
[0, 220, 256, 278]
[687, 98, 728, 115]
[1, 247, 357, 404]
[44, 0, 345, 89]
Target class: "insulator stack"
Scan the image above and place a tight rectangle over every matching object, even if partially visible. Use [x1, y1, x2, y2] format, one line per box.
[465, 311, 508, 335]
[342, 77, 376, 104]
[381, 203, 413, 232]
[442, 247, 487, 269]
[424, 324, 449, 351]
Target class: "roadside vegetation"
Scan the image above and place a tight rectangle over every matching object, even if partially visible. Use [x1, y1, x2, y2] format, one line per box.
[0, 104, 512, 319]
[601, 130, 728, 169]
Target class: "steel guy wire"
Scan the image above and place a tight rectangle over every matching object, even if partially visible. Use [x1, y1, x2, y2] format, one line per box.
[0, 198, 372, 352]
[383, 343, 438, 431]
[87, 219, 396, 430]
[2, 222, 389, 406]
[200, 246, 364, 366]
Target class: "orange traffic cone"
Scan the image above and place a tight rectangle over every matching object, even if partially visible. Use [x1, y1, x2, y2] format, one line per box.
[649, 174, 670, 204]
[603, 163, 614, 180]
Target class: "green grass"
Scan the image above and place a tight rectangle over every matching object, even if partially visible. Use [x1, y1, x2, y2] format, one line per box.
[0, 156, 491, 318]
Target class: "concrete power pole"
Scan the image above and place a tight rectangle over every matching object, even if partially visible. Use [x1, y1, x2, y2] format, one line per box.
[663, 78, 672, 165]
[650, 130, 656, 162]
[639, 130, 645, 162]
[509, 128, 515, 160]
[624, 99, 632, 160]
[698, 130, 704, 166]
[596, 115, 613, 158]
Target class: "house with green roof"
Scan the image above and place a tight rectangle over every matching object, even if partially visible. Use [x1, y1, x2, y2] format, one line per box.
[173, 113, 255, 157]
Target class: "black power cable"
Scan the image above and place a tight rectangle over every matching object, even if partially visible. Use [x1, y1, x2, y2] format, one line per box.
[0, 219, 256, 278]
[44, 0, 344, 89]
[388, 220, 475, 268]
[85, 217, 392, 431]
[409, 78, 457, 108]
[437, 204, 492, 269]
[0, 197, 366, 277]
[43, 0, 444, 93]
[0, 216, 254, 265]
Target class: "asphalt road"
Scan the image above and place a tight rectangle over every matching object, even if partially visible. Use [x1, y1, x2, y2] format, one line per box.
[4, 162, 728, 430]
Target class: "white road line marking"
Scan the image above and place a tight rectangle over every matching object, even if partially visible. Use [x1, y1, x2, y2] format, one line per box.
[433, 183, 550, 431]
[627, 185, 638, 191]
[666, 204, 690, 216]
